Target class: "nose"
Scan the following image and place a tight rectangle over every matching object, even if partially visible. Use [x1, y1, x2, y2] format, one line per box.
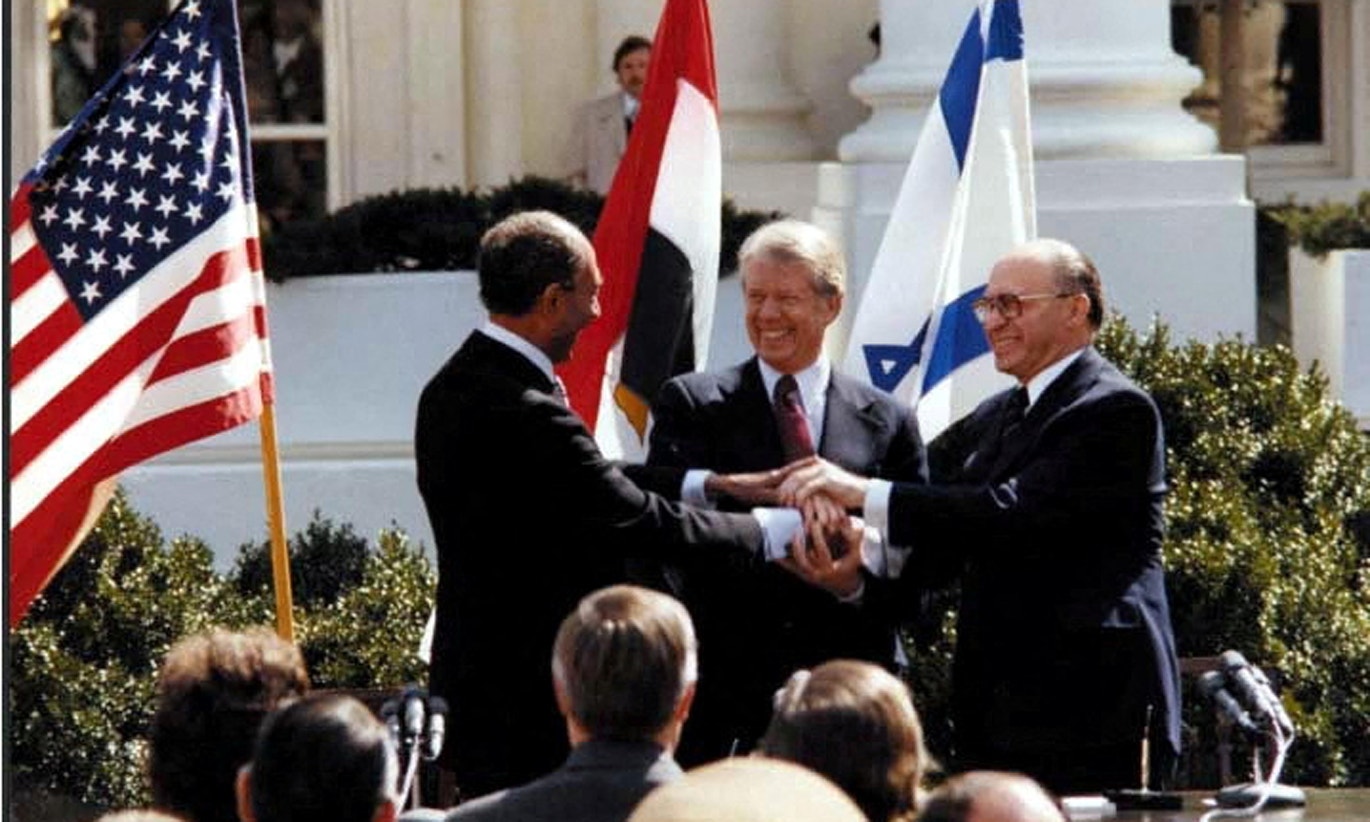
[590, 295, 602, 319]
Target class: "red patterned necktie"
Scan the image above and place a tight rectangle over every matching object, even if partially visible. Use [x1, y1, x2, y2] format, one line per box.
[773, 374, 816, 462]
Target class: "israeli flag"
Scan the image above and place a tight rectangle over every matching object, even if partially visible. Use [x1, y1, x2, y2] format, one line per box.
[842, 0, 1035, 440]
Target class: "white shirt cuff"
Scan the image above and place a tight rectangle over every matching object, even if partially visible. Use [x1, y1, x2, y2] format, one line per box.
[682, 469, 715, 508]
[837, 578, 867, 604]
[858, 525, 890, 578]
[864, 478, 893, 537]
[752, 507, 802, 561]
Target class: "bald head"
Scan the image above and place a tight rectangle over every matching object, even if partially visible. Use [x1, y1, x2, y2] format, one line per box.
[917, 772, 1065, 822]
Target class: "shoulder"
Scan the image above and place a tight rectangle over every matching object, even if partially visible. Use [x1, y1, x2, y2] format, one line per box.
[445, 788, 514, 822]
[659, 361, 748, 405]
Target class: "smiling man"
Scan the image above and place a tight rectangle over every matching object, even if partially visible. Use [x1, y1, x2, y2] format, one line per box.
[779, 239, 1181, 796]
[643, 220, 927, 764]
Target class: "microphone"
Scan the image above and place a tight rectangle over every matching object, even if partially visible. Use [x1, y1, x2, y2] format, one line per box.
[1199, 670, 1260, 736]
[1220, 651, 1295, 736]
[380, 697, 403, 747]
[402, 686, 426, 750]
[424, 696, 449, 761]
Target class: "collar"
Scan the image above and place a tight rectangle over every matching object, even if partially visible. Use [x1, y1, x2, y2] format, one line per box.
[273, 37, 303, 69]
[565, 738, 672, 771]
[756, 358, 830, 408]
[1023, 346, 1086, 408]
[622, 93, 640, 120]
[481, 321, 558, 388]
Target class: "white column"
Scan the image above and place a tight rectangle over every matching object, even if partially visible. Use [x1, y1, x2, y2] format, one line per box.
[840, 0, 1217, 162]
[465, 0, 524, 187]
[594, 0, 815, 161]
[10, 0, 43, 181]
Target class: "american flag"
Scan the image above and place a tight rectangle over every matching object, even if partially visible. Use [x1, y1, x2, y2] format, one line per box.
[8, 0, 272, 626]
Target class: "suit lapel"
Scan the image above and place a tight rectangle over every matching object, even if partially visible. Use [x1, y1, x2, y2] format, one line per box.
[819, 374, 882, 470]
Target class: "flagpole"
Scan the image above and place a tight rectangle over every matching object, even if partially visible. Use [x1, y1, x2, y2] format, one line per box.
[258, 398, 295, 641]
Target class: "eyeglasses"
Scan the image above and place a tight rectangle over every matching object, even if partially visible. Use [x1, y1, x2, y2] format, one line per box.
[971, 292, 1077, 323]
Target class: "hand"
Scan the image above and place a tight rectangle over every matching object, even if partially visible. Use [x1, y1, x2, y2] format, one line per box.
[779, 514, 865, 599]
[801, 493, 847, 540]
[777, 457, 871, 510]
[705, 467, 786, 506]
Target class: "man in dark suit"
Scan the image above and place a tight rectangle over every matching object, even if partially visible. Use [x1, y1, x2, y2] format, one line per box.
[416, 211, 793, 800]
[780, 239, 1181, 795]
[446, 585, 695, 822]
[645, 220, 928, 764]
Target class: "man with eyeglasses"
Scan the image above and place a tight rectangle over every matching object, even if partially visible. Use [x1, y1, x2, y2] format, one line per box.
[778, 239, 1181, 796]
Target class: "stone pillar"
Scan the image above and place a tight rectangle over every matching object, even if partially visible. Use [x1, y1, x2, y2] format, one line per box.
[822, 0, 1253, 356]
[10, 0, 42, 182]
[465, 0, 524, 187]
[841, 0, 1216, 162]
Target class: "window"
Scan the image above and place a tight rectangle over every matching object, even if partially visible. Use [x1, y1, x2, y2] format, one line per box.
[42, 0, 331, 233]
[1169, 0, 1350, 182]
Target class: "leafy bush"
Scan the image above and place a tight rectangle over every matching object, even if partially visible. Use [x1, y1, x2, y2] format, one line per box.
[261, 175, 784, 281]
[9, 498, 436, 811]
[1096, 319, 1370, 786]
[1266, 191, 1370, 257]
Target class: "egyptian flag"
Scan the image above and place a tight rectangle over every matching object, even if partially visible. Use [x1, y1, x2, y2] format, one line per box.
[558, 0, 721, 460]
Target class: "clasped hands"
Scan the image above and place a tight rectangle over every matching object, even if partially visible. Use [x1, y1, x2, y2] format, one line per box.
[705, 457, 876, 599]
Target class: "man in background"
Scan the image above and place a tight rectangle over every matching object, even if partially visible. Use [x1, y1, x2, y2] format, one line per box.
[565, 35, 651, 194]
[447, 585, 696, 822]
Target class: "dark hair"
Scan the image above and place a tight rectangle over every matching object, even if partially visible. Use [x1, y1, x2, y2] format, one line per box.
[552, 585, 697, 741]
[613, 36, 652, 71]
[1030, 238, 1105, 330]
[916, 772, 1065, 822]
[760, 661, 931, 822]
[249, 694, 396, 822]
[149, 629, 309, 822]
[477, 210, 587, 317]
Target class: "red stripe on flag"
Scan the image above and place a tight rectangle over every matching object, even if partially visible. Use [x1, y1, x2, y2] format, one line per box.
[9, 381, 265, 627]
[9, 241, 51, 300]
[11, 302, 84, 387]
[10, 243, 253, 476]
[10, 183, 33, 229]
[557, 0, 718, 429]
[146, 311, 258, 386]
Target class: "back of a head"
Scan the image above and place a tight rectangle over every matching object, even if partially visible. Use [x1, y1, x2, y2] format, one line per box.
[760, 660, 930, 822]
[553, 584, 697, 741]
[916, 772, 1065, 822]
[149, 628, 309, 822]
[477, 210, 587, 317]
[248, 693, 398, 822]
[628, 758, 866, 822]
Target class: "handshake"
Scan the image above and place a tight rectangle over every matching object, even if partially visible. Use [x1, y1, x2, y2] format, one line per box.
[704, 457, 882, 599]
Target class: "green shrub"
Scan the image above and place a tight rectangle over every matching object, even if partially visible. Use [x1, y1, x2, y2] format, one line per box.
[1266, 191, 1370, 257]
[1096, 318, 1370, 786]
[261, 176, 784, 281]
[9, 498, 437, 812]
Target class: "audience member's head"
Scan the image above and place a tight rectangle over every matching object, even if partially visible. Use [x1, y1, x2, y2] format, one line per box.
[738, 219, 846, 374]
[552, 584, 698, 750]
[477, 210, 601, 364]
[628, 758, 866, 822]
[148, 628, 309, 822]
[916, 772, 1066, 822]
[613, 36, 652, 99]
[759, 660, 931, 822]
[95, 812, 184, 822]
[237, 693, 399, 822]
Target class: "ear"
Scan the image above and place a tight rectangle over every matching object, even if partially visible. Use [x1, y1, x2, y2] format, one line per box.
[553, 673, 572, 718]
[538, 282, 564, 316]
[675, 681, 697, 722]
[235, 766, 255, 822]
[822, 291, 845, 325]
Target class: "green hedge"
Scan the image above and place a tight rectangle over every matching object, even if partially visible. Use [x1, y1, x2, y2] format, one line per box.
[261, 176, 784, 282]
[9, 498, 435, 810]
[1265, 192, 1370, 257]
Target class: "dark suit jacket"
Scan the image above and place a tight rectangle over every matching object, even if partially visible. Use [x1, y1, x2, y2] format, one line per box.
[646, 358, 928, 762]
[415, 331, 763, 797]
[868, 347, 1180, 783]
[445, 739, 682, 822]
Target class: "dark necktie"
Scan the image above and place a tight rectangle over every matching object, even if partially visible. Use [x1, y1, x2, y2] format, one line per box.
[773, 374, 816, 462]
[624, 114, 635, 136]
[1000, 386, 1029, 440]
